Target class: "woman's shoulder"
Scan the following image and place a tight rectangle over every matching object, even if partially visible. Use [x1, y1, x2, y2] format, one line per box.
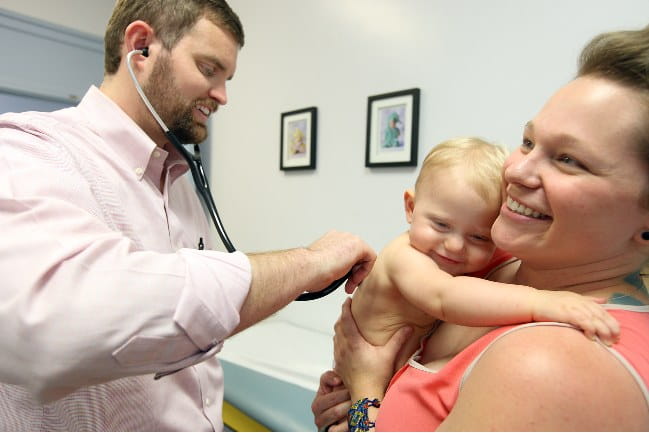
[439, 323, 649, 430]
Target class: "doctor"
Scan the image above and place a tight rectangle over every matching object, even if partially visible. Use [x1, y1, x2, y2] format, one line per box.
[0, 0, 375, 430]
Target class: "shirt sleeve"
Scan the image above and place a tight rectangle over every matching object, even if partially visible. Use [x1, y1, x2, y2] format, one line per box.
[0, 119, 251, 402]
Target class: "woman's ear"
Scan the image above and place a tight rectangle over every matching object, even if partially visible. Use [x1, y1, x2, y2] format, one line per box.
[635, 230, 649, 244]
[403, 189, 415, 224]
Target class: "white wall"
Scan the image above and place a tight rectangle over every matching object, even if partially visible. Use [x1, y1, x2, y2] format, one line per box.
[5, 0, 649, 366]
[212, 0, 649, 333]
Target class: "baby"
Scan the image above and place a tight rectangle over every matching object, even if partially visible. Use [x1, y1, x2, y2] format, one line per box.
[350, 137, 619, 371]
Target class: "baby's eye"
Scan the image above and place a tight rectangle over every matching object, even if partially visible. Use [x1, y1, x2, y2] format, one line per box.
[470, 234, 491, 242]
[433, 221, 449, 230]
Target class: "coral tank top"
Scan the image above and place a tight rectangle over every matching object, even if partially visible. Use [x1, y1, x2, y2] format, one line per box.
[375, 306, 649, 431]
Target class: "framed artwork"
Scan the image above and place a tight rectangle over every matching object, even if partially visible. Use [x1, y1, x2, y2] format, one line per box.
[280, 106, 317, 170]
[365, 88, 420, 167]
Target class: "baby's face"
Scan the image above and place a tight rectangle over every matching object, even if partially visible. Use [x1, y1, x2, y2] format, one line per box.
[407, 166, 500, 276]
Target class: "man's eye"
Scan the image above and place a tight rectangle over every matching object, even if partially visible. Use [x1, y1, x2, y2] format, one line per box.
[199, 63, 215, 77]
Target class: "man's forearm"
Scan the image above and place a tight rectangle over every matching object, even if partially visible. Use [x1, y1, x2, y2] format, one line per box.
[233, 247, 326, 334]
[231, 230, 376, 335]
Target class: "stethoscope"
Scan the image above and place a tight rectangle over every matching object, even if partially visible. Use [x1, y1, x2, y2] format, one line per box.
[126, 47, 347, 301]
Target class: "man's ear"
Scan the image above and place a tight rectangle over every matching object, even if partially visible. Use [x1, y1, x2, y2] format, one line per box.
[123, 20, 156, 59]
[403, 189, 415, 224]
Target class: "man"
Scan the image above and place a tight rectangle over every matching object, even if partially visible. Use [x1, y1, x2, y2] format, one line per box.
[0, 0, 375, 430]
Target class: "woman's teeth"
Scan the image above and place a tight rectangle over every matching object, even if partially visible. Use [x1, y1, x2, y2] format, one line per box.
[507, 197, 549, 220]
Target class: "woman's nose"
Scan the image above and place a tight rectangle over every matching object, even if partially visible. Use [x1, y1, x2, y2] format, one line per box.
[503, 148, 542, 189]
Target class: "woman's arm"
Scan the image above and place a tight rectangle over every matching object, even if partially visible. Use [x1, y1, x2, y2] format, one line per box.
[438, 325, 649, 431]
[325, 298, 412, 431]
[386, 242, 619, 344]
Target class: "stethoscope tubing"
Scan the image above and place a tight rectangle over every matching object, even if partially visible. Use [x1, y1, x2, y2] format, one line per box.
[127, 48, 345, 301]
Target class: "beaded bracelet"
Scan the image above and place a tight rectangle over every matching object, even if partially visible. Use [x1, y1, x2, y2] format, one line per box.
[348, 398, 381, 432]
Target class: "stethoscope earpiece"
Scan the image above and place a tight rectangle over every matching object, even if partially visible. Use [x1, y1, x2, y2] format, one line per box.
[141, 47, 149, 57]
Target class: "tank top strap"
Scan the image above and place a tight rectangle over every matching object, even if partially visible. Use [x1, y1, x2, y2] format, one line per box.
[459, 319, 649, 411]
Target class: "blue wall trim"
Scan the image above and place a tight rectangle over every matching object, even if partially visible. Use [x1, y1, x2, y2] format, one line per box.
[0, 8, 104, 103]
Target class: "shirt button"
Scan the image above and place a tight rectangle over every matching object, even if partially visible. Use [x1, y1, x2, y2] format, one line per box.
[134, 167, 144, 176]
[153, 150, 161, 158]
[205, 398, 211, 406]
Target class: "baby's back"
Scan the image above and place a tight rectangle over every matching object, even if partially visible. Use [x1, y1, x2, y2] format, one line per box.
[351, 235, 437, 349]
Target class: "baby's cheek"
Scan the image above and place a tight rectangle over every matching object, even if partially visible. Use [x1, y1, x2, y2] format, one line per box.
[472, 246, 497, 269]
[409, 227, 434, 250]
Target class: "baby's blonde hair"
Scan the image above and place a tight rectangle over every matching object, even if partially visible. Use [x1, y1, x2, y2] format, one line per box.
[415, 137, 508, 207]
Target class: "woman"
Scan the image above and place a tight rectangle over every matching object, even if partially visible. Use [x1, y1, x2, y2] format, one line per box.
[313, 25, 649, 431]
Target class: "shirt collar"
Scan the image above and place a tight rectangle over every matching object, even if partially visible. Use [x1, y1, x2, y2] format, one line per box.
[77, 86, 189, 183]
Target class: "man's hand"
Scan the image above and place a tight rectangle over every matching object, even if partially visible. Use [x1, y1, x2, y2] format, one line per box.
[306, 230, 376, 294]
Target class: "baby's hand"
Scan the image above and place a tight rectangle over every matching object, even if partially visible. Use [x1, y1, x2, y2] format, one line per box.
[531, 291, 620, 346]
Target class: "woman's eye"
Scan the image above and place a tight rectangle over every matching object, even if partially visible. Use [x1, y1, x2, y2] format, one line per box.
[558, 155, 573, 164]
[556, 154, 584, 168]
[521, 137, 534, 152]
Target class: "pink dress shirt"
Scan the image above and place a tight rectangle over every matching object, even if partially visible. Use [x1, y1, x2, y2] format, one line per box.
[0, 86, 251, 430]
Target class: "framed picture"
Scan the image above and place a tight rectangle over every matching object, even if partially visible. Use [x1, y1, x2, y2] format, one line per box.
[280, 106, 317, 170]
[365, 88, 420, 167]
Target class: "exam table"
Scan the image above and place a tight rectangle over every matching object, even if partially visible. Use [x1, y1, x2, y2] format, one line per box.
[219, 315, 335, 431]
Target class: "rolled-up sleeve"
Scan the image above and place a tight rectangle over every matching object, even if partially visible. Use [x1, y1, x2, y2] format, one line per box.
[0, 112, 252, 402]
[110, 250, 250, 371]
[174, 249, 250, 350]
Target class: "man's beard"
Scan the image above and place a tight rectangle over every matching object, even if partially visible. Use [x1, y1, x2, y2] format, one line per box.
[142, 54, 208, 144]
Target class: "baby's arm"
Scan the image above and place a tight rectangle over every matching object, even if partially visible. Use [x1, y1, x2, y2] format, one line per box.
[386, 241, 620, 345]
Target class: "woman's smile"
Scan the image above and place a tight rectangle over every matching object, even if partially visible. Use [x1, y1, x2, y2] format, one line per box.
[506, 197, 551, 220]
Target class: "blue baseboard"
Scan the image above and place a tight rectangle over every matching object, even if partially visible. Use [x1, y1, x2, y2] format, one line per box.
[221, 359, 317, 432]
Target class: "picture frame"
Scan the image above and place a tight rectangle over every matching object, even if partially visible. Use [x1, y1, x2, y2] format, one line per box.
[365, 88, 420, 167]
[280, 106, 317, 170]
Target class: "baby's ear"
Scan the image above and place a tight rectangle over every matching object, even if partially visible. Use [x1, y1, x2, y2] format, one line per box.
[403, 189, 415, 224]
